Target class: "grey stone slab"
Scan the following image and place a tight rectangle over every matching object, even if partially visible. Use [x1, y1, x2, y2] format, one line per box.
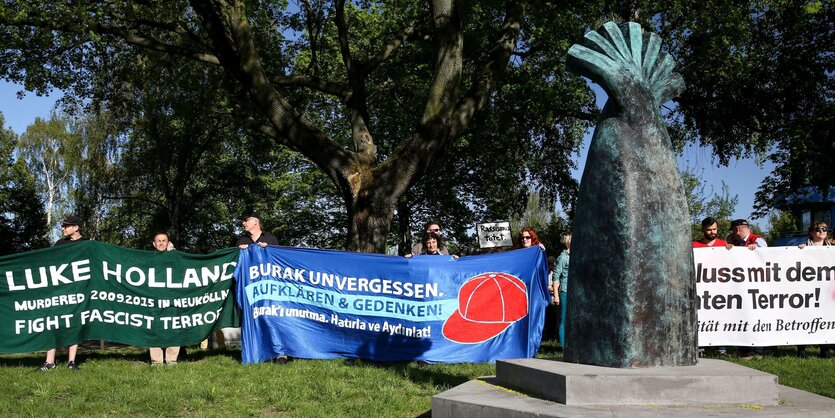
[432, 377, 835, 418]
[496, 358, 779, 406]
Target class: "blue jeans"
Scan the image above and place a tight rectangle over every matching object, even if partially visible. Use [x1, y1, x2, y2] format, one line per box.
[559, 291, 567, 348]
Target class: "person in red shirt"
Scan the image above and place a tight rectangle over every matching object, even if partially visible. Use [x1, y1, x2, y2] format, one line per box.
[692, 216, 728, 357]
[692, 217, 728, 248]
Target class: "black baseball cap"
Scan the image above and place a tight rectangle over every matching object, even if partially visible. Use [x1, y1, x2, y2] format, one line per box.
[241, 210, 261, 222]
[730, 219, 749, 230]
[61, 215, 82, 227]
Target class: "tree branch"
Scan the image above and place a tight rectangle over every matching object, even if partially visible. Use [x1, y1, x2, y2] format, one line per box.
[451, 0, 526, 137]
[268, 74, 351, 99]
[359, 24, 423, 75]
[334, 0, 353, 74]
[1, 14, 221, 65]
[189, 0, 353, 183]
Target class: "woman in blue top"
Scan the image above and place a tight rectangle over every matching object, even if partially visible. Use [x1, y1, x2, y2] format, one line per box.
[553, 232, 571, 349]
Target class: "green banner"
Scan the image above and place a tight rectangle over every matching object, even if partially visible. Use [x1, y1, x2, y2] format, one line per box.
[0, 241, 240, 353]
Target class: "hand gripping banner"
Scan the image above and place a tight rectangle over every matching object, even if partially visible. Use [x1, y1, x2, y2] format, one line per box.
[0, 241, 240, 353]
[235, 246, 549, 364]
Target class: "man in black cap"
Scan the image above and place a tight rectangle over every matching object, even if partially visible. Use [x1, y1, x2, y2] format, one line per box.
[236, 211, 278, 249]
[39, 215, 87, 371]
[728, 219, 767, 250]
[727, 218, 767, 360]
[234, 211, 287, 363]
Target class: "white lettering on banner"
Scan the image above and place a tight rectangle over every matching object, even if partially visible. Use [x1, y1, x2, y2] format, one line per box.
[694, 247, 835, 346]
[159, 308, 222, 329]
[14, 293, 86, 311]
[245, 263, 440, 299]
[80, 309, 154, 329]
[4, 260, 91, 291]
[15, 314, 74, 334]
[100, 261, 236, 289]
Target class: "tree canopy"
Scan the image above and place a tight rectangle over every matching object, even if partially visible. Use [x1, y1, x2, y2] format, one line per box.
[0, 112, 50, 254]
[0, 1, 830, 252]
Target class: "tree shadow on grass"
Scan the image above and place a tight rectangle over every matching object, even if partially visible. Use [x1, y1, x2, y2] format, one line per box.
[0, 344, 243, 367]
[338, 338, 565, 390]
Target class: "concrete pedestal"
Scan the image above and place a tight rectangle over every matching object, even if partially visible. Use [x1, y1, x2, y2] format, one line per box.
[432, 359, 835, 417]
[497, 358, 777, 405]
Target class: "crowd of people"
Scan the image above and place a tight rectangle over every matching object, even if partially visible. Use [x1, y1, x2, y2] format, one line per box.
[692, 216, 832, 359]
[31, 212, 832, 371]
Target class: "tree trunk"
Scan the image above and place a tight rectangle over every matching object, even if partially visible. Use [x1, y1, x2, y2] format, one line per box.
[396, 199, 412, 256]
[342, 167, 400, 253]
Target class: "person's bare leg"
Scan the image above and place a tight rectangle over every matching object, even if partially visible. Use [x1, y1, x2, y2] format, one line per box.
[68, 344, 78, 362]
[45, 348, 56, 364]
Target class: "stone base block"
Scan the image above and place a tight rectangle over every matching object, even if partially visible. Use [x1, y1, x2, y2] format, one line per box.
[496, 358, 779, 406]
[432, 376, 835, 418]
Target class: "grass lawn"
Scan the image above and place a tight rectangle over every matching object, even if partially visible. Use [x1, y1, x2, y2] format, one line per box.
[0, 341, 831, 417]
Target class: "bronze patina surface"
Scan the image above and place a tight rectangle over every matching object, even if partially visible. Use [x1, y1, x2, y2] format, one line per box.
[564, 22, 697, 368]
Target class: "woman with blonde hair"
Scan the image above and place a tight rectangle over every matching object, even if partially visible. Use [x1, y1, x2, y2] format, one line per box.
[554, 232, 571, 348]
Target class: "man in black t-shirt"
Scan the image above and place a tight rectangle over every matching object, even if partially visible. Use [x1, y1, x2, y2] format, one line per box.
[234, 211, 287, 364]
[236, 211, 278, 249]
[39, 215, 87, 372]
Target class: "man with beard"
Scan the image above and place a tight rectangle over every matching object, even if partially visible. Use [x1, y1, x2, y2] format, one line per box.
[692, 217, 729, 357]
[692, 217, 728, 248]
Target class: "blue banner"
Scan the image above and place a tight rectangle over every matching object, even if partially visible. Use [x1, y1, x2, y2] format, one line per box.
[234, 246, 549, 364]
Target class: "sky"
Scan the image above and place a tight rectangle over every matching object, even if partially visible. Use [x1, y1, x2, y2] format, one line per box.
[0, 79, 775, 228]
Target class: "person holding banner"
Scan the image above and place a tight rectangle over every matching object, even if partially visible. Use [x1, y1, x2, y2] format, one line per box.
[693, 217, 729, 357]
[727, 219, 766, 250]
[409, 221, 449, 256]
[515, 227, 546, 250]
[728, 219, 767, 359]
[236, 211, 287, 364]
[38, 215, 87, 372]
[236, 211, 278, 249]
[148, 232, 180, 365]
[798, 221, 832, 249]
[693, 217, 728, 248]
[796, 221, 833, 358]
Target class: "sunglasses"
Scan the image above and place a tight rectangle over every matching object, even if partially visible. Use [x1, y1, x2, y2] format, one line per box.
[428, 228, 440, 232]
[521, 235, 532, 240]
[814, 227, 829, 233]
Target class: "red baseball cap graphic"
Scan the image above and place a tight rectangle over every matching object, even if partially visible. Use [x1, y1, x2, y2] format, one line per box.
[442, 272, 528, 344]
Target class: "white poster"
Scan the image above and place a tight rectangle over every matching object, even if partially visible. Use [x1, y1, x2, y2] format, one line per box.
[476, 222, 513, 248]
[695, 246, 835, 346]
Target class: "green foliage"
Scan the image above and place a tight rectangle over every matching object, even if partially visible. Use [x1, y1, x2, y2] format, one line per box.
[17, 113, 80, 235]
[682, 167, 739, 241]
[0, 0, 829, 249]
[64, 57, 346, 252]
[0, 113, 50, 254]
[763, 210, 800, 245]
[509, 189, 567, 254]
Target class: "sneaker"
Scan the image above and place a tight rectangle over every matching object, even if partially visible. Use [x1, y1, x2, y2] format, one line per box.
[67, 361, 80, 371]
[37, 362, 56, 372]
[272, 356, 289, 365]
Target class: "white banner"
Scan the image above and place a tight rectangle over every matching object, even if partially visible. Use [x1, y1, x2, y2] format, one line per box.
[695, 246, 835, 346]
